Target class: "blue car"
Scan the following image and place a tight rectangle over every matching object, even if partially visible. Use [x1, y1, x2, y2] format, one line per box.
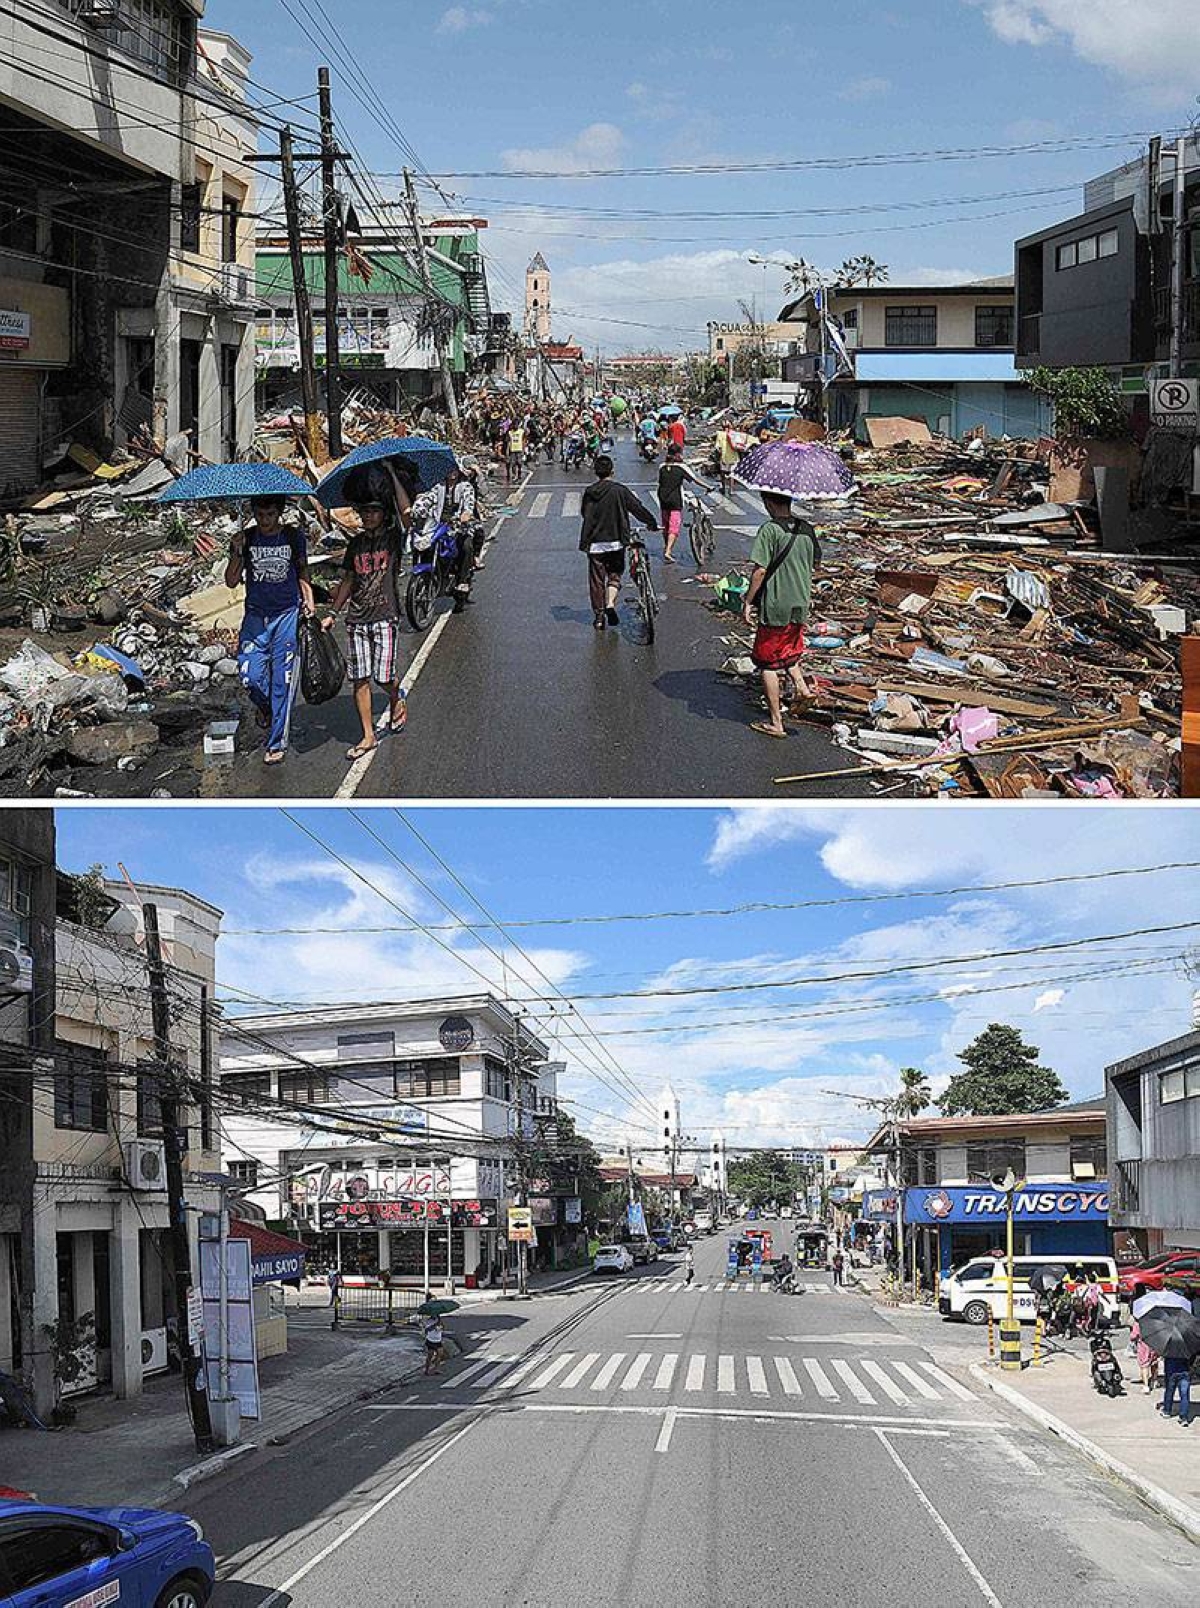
[0, 1498, 214, 1607]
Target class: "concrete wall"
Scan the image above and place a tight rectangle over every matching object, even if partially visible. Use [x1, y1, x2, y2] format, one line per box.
[1016, 203, 1152, 367]
[837, 293, 1013, 349]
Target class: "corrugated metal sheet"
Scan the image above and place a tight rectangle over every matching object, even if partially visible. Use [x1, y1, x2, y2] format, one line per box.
[0, 369, 40, 493]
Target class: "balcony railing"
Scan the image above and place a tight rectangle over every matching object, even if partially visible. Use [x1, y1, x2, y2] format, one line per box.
[1114, 1158, 1141, 1214]
[1153, 282, 1200, 341]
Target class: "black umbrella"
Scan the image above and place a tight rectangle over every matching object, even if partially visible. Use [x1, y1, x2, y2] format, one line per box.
[1134, 1305, 1200, 1360]
[1029, 1264, 1069, 1295]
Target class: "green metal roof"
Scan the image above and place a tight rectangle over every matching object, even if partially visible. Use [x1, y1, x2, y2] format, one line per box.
[255, 247, 466, 308]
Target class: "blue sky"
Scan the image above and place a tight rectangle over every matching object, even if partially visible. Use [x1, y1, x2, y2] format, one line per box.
[56, 806, 1200, 1160]
[206, 0, 1200, 349]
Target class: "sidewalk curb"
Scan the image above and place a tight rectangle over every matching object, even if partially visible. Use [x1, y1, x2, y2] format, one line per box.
[173, 1443, 256, 1494]
[969, 1363, 1200, 1544]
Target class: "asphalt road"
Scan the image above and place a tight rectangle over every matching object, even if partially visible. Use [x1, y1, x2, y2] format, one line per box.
[223, 433, 871, 801]
[193, 1233, 1198, 1608]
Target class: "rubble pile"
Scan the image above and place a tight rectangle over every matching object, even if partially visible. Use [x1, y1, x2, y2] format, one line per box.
[710, 435, 1197, 797]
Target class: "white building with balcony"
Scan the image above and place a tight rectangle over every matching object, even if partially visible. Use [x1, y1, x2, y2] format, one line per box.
[218, 997, 555, 1290]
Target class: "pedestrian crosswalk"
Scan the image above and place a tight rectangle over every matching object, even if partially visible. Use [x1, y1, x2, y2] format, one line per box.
[513, 488, 764, 526]
[613, 1278, 837, 1296]
[438, 1348, 976, 1408]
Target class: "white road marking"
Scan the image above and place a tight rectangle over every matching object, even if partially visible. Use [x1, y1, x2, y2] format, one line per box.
[529, 492, 551, 518]
[875, 1430, 1004, 1607]
[369, 1401, 1010, 1432]
[258, 1419, 478, 1608]
[443, 1358, 498, 1388]
[832, 1360, 875, 1404]
[861, 1360, 909, 1405]
[746, 1356, 769, 1396]
[774, 1358, 803, 1396]
[803, 1358, 839, 1401]
[669, 1282, 685, 1291]
[563, 491, 582, 517]
[528, 1354, 575, 1391]
[994, 1435, 1042, 1475]
[590, 1352, 626, 1390]
[622, 1352, 653, 1390]
[655, 1404, 678, 1453]
[717, 1355, 736, 1393]
[890, 1360, 942, 1402]
[496, 1357, 543, 1391]
[653, 1354, 678, 1390]
[627, 1333, 682, 1340]
[685, 1354, 706, 1391]
[918, 1361, 977, 1402]
[560, 1352, 601, 1389]
[472, 1357, 520, 1389]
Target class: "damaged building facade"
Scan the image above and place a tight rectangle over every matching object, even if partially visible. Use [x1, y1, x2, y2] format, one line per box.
[0, 1, 258, 495]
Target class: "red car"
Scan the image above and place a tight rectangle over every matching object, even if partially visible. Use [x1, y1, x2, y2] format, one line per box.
[1117, 1249, 1200, 1300]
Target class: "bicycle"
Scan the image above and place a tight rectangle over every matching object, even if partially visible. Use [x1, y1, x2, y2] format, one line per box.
[627, 534, 658, 644]
[685, 491, 716, 567]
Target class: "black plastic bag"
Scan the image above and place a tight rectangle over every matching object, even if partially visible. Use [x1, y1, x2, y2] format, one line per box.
[299, 616, 346, 706]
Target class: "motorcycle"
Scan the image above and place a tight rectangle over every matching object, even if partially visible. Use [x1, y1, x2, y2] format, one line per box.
[562, 434, 587, 472]
[637, 436, 659, 463]
[771, 1268, 796, 1295]
[1089, 1329, 1124, 1397]
[405, 521, 461, 631]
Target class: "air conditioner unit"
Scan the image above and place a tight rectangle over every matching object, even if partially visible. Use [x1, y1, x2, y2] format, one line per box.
[140, 1327, 168, 1375]
[0, 943, 33, 996]
[125, 1139, 167, 1192]
[218, 262, 252, 304]
[78, 0, 123, 29]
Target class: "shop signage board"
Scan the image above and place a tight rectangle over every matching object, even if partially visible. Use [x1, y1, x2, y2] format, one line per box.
[903, 1184, 1109, 1226]
[319, 1198, 496, 1230]
[508, 1205, 534, 1243]
[438, 1014, 475, 1051]
[627, 1201, 648, 1238]
[198, 1237, 260, 1420]
[564, 1197, 582, 1224]
[0, 310, 30, 350]
[530, 1197, 556, 1227]
[186, 1287, 205, 1344]
[863, 1189, 899, 1222]
[1151, 378, 1199, 432]
[251, 1249, 305, 1284]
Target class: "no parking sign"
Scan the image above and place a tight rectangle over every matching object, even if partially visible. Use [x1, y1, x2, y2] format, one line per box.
[1151, 377, 1199, 431]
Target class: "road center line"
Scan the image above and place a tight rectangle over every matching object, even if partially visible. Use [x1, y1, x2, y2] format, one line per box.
[655, 1406, 678, 1454]
[259, 1417, 478, 1608]
[875, 1429, 1004, 1607]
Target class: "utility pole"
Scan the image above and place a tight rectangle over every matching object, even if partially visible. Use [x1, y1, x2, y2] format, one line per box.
[144, 902, 213, 1455]
[279, 125, 323, 463]
[317, 68, 343, 457]
[510, 1018, 530, 1299]
[1169, 134, 1189, 380]
[402, 168, 460, 428]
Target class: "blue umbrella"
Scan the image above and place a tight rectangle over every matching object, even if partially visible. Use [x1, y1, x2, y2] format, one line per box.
[658, 404, 683, 420]
[314, 436, 457, 507]
[158, 463, 315, 504]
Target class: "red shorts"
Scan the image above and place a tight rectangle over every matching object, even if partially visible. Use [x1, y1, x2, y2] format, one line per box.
[752, 622, 806, 671]
[664, 509, 682, 540]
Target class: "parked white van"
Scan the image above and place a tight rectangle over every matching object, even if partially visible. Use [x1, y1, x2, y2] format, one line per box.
[938, 1253, 1119, 1325]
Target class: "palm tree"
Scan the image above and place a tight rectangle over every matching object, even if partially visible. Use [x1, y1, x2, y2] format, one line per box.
[891, 1067, 931, 1119]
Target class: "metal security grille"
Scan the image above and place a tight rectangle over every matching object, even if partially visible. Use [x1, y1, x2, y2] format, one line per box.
[0, 369, 41, 495]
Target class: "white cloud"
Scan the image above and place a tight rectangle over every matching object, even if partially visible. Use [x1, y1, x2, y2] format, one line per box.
[501, 122, 626, 176]
[966, 1, 1200, 99]
[839, 75, 892, 102]
[1034, 989, 1065, 1012]
[437, 6, 493, 33]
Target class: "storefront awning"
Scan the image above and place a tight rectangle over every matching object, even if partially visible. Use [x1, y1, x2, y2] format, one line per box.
[228, 1218, 308, 1285]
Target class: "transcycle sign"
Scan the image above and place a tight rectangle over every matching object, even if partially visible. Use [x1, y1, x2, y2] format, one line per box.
[1151, 377, 1199, 432]
[903, 1184, 1109, 1225]
[508, 1205, 534, 1243]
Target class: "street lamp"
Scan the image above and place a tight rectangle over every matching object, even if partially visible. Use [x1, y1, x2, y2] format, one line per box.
[999, 1169, 1024, 1372]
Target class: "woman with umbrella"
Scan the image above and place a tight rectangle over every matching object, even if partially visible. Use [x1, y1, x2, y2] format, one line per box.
[1135, 1298, 1200, 1425]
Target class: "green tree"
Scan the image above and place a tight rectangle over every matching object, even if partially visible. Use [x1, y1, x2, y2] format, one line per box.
[892, 1067, 932, 1119]
[1022, 365, 1129, 442]
[937, 1024, 1069, 1117]
[726, 1150, 800, 1208]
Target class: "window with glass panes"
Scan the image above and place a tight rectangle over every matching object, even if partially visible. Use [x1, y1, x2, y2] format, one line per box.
[53, 1041, 108, 1133]
[965, 1140, 1026, 1183]
[279, 1069, 334, 1105]
[0, 854, 32, 945]
[1069, 1135, 1108, 1178]
[392, 1057, 461, 1098]
[223, 1070, 271, 1103]
[974, 305, 1014, 347]
[885, 306, 938, 346]
[228, 1159, 259, 1187]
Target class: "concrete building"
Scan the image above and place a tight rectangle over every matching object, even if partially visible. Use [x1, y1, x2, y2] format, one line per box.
[706, 319, 797, 364]
[1107, 1002, 1200, 1261]
[0, 852, 223, 1415]
[255, 215, 491, 412]
[781, 277, 1051, 440]
[525, 252, 551, 345]
[218, 997, 555, 1289]
[1015, 144, 1200, 378]
[865, 1103, 1110, 1286]
[0, 3, 259, 491]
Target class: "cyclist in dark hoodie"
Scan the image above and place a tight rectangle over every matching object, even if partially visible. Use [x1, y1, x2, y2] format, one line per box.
[579, 454, 658, 631]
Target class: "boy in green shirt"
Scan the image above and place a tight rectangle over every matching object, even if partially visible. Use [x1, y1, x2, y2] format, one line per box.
[743, 490, 817, 738]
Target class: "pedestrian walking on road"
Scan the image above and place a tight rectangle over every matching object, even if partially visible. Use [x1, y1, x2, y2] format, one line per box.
[421, 1313, 446, 1376]
[506, 418, 526, 485]
[226, 496, 315, 767]
[656, 445, 707, 565]
[1131, 1317, 1159, 1395]
[1159, 1353, 1192, 1425]
[322, 466, 409, 762]
[327, 1267, 342, 1308]
[685, 1247, 695, 1286]
[579, 454, 658, 631]
[742, 492, 817, 739]
[832, 1250, 845, 1287]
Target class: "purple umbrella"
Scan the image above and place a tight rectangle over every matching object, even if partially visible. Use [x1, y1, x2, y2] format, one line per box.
[733, 441, 856, 502]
